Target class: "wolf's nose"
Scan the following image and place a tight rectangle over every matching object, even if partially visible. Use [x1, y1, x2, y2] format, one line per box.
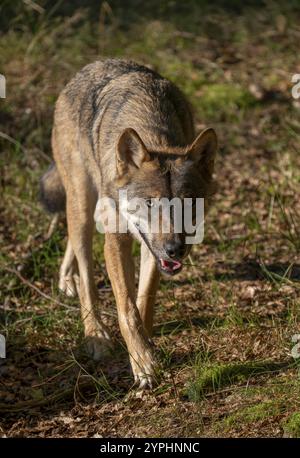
[165, 240, 185, 259]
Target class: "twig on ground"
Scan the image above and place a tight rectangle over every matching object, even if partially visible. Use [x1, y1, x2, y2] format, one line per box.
[0, 380, 94, 414]
[2, 266, 76, 311]
[0, 131, 51, 163]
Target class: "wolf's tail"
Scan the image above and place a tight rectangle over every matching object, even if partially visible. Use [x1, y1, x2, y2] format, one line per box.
[39, 163, 66, 213]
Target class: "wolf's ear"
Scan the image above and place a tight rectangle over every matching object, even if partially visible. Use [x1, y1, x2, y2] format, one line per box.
[188, 128, 217, 176]
[117, 128, 150, 175]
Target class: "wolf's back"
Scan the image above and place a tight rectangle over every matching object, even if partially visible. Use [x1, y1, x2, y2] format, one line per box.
[39, 59, 194, 214]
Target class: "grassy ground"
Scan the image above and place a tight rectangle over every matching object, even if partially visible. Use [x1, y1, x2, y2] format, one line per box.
[1, 0, 300, 437]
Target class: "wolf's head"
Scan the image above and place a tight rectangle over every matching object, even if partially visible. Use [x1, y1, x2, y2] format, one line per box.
[112, 127, 217, 276]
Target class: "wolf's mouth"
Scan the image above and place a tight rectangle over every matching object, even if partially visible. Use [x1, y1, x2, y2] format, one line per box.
[159, 258, 182, 275]
[135, 226, 183, 276]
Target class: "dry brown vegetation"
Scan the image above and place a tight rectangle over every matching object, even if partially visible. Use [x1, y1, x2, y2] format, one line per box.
[1, 0, 300, 437]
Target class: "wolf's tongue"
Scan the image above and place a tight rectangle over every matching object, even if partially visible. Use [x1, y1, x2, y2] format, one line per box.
[160, 259, 182, 271]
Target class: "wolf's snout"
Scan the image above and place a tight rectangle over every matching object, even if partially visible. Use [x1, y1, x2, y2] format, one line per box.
[164, 240, 185, 259]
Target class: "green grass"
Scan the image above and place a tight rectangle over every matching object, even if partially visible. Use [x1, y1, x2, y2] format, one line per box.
[283, 412, 300, 438]
[197, 83, 257, 120]
[221, 401, 284, 430]
[187, 359, 295, 401]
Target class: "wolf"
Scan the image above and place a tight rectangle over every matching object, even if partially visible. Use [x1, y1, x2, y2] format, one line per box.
[40, 59, 217, 389]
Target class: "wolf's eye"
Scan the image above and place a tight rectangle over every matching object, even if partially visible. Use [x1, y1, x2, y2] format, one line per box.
[145, 199, 153, 208]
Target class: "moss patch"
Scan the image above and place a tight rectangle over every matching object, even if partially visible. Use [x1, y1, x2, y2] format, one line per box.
[187, 359, 294, 401]
[283, 412, 300, 438]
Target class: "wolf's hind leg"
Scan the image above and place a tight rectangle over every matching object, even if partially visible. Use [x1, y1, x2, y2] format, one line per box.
[59, 239, 80, 298]
[66, 186, 112, 361]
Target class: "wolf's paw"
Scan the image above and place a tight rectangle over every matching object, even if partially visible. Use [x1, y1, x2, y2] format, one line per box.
[130, 349, 158, 391]
[133, 372, 155, 391]
[59, 273, 80, 297]
[85, 324, 113, 361]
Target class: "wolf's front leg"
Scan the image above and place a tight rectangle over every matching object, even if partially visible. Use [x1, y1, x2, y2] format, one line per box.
[104, 233, 157, 389]
[137, 242, 160, 337]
